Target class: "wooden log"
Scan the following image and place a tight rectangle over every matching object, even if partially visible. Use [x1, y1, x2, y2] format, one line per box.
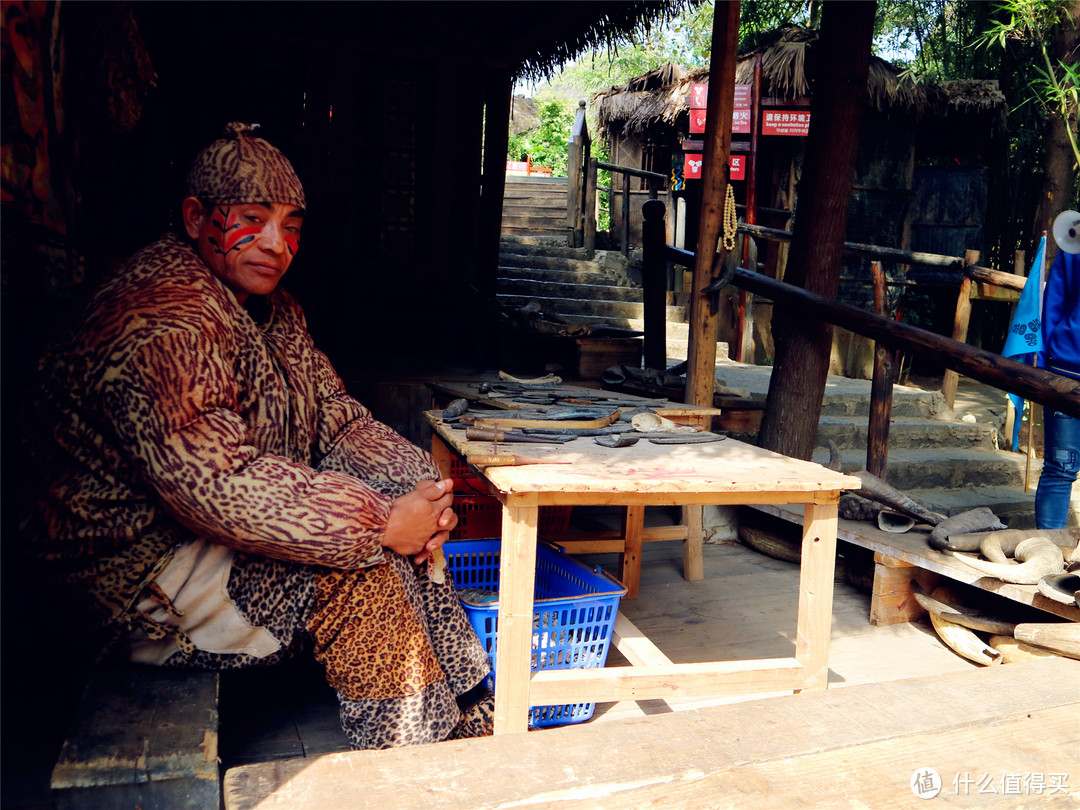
[866, 261, 894, 479]
[756, 0, 876, 461]
[685, 0, 740, 408]
[724, 267, 1080, 417]
[942, 250, 980, 409]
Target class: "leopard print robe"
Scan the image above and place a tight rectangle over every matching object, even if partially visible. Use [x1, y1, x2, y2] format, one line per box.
[32, 233, 491, 747]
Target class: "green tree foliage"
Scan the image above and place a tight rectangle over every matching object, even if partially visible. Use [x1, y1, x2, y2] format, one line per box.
[976, 0, 1079, 168]
[507, 100, 576, 176]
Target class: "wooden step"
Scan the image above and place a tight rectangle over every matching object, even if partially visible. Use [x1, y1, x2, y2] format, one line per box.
[51, 663, 220, 810]
[222, 658, 1079, 809]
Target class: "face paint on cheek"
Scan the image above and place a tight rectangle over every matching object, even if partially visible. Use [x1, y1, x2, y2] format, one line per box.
[205, 206, 230, 257]
[285, 232, 299, 256]
[221, 208, 261, 254]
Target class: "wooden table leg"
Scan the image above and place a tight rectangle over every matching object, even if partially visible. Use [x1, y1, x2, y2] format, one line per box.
[493, 502, 539, 735]
[619, 506, 645, 599]
[794, 499, 839, 692]
[682, 504, 704, 581]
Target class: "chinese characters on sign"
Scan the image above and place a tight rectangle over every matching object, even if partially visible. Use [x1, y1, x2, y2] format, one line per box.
[761, 110, 811, 136]
[910, 768, 1071, 800]
[682, 154, 744, 181]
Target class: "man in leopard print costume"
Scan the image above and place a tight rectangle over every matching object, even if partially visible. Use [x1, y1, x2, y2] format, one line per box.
[31, 122, 493, 748]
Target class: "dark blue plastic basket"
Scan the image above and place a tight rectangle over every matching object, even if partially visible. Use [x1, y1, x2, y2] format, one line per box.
[444, 538, 626, 727]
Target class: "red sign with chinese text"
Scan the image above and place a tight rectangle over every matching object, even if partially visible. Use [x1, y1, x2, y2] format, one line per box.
[682, 154, 746, 181]
[761, 110, 810, 136]
[729, 154, 745, 181]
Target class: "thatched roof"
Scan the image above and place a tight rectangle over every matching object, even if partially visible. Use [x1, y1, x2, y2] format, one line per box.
[510, 1, 702, 83]
[597, 26, 1006, 136]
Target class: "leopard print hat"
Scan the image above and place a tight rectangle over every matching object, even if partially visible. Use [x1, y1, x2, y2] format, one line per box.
[184, 122, 306, 208]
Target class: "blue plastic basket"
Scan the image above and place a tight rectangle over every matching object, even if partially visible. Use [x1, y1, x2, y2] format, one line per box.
[444, 538, 626, 727]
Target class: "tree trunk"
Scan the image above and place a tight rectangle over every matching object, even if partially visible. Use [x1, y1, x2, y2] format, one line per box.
[756, 1, 877, 460]
[1038, 1, 1080, 267]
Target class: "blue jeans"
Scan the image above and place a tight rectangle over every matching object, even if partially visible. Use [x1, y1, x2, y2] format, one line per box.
[1035, 409, 1080, 529]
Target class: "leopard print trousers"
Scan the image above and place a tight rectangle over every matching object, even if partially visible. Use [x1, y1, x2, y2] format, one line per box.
[160, 549, 492, 749]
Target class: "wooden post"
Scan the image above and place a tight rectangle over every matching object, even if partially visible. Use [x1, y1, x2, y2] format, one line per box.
[736, 53, 764, 364]
[583, 157, 598, 256]
[757, 0, 877, 460]
[867, 261, 895, 479]
[941, 250, 979, 409]
[642, 199, 668, 371]
[729, 267, 1080, 417]
[621, 171, 631, 256]
[567, 100, 587, 248]
[686, 0, 740, 407]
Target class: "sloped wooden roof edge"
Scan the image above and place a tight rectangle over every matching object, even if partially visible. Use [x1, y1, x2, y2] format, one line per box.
[597, 26, 1006, 135]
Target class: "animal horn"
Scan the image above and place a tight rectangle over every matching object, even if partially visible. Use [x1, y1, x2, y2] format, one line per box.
[953, 538, 1065, 585]
[849, 471, 947, 526]
[825, 440, 844, 472]
[964, 528, 1080, 556]
[909, 581, 1016, 636]
[928, 586, 1003, 666]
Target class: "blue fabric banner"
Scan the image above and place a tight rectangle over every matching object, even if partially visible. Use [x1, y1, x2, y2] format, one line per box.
[1002, 234, 1046, 450]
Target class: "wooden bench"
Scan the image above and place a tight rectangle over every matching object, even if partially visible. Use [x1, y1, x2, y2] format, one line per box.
[750, 504, 1080, 625]
[50, 663, 220, 810]
[222, 658, 1079, 808]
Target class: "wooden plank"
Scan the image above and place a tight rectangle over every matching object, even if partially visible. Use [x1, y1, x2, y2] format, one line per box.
[682, 504, 704, 581]
[429, 414, 860, 498]
[793, 500, 838, 691]
[52, 664, 219, 810]
[752, 504, 1080, 623]
[612, 612, 672, 667]
[619, 505, 645, 598]
[870, 552, 940, 626]
[529, 659, 805, 704]
[493, 502, 539, 736]
[223, 659, 1080, 810]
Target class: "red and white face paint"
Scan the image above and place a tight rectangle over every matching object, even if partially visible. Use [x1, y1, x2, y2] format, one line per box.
[184, 199, 304, 303]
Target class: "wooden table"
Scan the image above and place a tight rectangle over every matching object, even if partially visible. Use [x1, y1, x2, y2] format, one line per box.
[427, 412, 862, 735]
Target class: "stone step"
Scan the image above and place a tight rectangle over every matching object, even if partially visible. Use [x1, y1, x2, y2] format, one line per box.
[499, 254, 631, 277]
[497, 278, 646, 304]
[496, 293, 685, 323]
[813, 447, 1039, 491]
[499, 237, 582, 256]
[501, 225, 569, 239]
[903, 485, 1079, 528]
[498, 266, 634, 289]
[815, 415, 998, 452]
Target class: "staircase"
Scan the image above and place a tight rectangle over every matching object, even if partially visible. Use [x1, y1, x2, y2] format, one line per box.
[709, 361, 1078, 530]
[496, 236, 728, 361]
[496, 226, 1077, 531]
[501, 177, 571, 239]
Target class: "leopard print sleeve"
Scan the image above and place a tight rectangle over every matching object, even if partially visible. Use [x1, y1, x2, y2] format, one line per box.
[102, 328, 388, 570]
[309, 347, 442, 493]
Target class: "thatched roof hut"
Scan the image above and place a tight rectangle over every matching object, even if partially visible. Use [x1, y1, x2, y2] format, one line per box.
[593, 26, 1008, 378]
[597, 27, 1005, 135]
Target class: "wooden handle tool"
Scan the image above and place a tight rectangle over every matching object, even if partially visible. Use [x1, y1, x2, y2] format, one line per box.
[467, 454, 572, 467]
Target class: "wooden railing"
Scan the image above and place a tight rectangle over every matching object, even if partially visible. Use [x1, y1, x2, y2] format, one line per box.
[565, 100, 671, 256]
[640, 200, 1080, 474]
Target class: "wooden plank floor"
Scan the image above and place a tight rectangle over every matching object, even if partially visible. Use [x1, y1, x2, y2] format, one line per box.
[224, 658, 1080, 809]
[218, 526, 985, 767]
